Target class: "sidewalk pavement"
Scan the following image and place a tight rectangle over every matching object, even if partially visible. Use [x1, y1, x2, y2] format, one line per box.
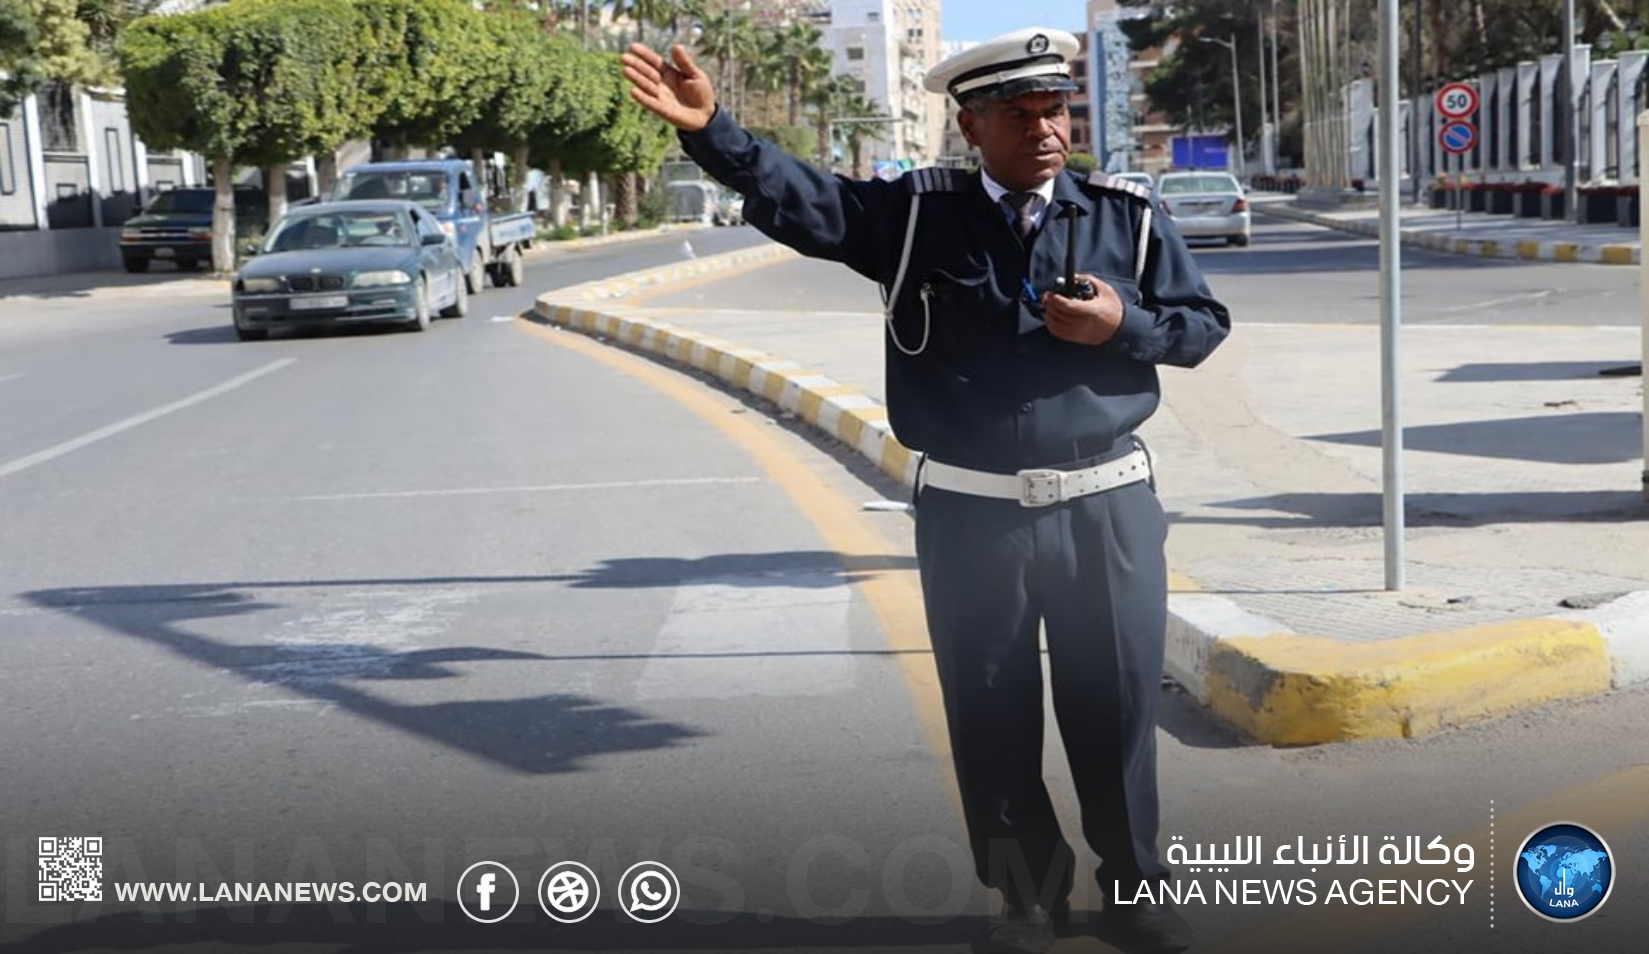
[1257, 192, 1642, 265]
[530, 222, 1649, 747]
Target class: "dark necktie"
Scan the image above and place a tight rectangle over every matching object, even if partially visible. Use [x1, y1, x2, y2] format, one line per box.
[1002, 191, 1040, 239]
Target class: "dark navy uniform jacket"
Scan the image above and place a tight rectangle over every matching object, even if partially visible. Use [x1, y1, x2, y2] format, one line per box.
[681, 109, 1231, 473]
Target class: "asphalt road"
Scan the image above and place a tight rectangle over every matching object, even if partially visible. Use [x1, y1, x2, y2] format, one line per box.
[2, 221, 1646, 954]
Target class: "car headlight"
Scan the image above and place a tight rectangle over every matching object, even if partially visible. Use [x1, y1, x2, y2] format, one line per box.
[239, 277, 282, 293]
[353, 270, 413, 287]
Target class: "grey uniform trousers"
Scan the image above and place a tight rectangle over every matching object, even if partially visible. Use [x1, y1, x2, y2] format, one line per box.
[914, 469, 1171, 908]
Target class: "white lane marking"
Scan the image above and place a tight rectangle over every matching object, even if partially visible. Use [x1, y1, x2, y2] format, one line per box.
[0, 359, 296, 480]
[295, 476, 759, 501]
[490, 315, 516, 323]
[0, 373, 24, 384]
[636, 571, 855, 699]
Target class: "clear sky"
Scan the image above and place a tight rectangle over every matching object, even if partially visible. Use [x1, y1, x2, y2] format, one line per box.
[940, 1, 1088, 45]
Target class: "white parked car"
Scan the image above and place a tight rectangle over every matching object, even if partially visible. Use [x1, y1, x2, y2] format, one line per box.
[1155, 171, 1251, 247]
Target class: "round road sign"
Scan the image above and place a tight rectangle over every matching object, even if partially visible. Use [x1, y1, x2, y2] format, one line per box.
[1439, 121, 1478, 155]
[1436, 82, 1479, 119]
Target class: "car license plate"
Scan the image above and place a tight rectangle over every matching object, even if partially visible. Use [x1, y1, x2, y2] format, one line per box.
[153, 248, 174, 258]
[290, 295, 349, 311]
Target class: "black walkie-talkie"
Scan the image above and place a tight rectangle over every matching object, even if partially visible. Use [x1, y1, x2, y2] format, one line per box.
[1050, 200, 1095, 300]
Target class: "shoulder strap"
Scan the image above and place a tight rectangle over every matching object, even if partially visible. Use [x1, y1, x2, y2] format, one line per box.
[1085, 171, 1154, 203]
[1083, 172, 1155, 283]
[906, 166, 974, 195]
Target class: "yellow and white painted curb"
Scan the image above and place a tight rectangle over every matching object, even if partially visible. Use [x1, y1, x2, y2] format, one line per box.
[531, 247, 1649, 746]
[1260, 202, 1641, 266]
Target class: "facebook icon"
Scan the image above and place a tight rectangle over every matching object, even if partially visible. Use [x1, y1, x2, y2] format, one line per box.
[458, 861, 518, 923]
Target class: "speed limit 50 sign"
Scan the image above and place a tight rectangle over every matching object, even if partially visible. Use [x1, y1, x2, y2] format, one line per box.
[1436, 82, 1479, 119]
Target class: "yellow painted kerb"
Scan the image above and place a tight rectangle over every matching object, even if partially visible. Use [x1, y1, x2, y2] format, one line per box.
[1203, 618, 1611, 745]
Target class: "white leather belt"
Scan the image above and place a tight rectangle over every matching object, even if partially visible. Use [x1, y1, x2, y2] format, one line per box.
[919, 448, 1152, 508]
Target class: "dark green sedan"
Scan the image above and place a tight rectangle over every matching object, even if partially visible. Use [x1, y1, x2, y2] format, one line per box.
[231, 200, 466, 341]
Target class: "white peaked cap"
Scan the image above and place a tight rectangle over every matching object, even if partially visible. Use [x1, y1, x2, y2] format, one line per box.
[923, 28, 1081, 102]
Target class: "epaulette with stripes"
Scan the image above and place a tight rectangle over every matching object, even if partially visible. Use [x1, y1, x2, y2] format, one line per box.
[1085, 172, 1153, 202]
[904, 167, 974, 194]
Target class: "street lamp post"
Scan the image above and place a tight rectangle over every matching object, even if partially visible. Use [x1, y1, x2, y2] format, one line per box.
[1200, 36, 1246, 180]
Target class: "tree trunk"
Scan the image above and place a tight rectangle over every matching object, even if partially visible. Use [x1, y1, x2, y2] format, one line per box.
[512, 144, 531, 212]
[265, 165, 288, 226]
[211, 156, 236, 274]
[617, 171, 638, 226]
[583, 170, 600, 229]
[315, 149, 339, 197]
[549, 160, 568, 229]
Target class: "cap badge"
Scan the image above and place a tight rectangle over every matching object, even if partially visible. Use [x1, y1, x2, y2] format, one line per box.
[1027, 34, 1050, 55]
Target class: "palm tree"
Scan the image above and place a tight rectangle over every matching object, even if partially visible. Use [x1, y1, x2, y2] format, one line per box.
[694, 6, 758, 117]
[834, 89, 890, 179]
[610, 0, 686, 46]
[777, 20, 832, 129]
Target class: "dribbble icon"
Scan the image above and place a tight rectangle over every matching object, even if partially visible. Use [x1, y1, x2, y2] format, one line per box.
[1514, 821, 1613, 922]
[618, 861, 680, 923]
[457, 861, 519, 924]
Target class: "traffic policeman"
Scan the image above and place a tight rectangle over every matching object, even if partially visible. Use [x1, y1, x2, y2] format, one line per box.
[622, 26, 1230, 954]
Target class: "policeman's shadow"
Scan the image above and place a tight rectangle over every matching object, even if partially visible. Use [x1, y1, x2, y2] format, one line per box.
[23, 582, 703, 775]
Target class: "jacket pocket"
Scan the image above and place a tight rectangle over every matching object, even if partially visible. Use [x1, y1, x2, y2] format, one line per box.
[916, 267, 995, 356]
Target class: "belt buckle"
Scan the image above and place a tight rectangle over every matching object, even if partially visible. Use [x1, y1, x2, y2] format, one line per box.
[1018, 468, 1064, 507]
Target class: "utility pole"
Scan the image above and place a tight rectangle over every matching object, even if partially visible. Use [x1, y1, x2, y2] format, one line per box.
[1257, 12, 1270, 176]
[1200, 35, 1246, 180]
[1411, 0, 1424, 204]
[1562, 0, 1578, 220]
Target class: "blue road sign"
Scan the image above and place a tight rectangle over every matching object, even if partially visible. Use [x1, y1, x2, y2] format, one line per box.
[1439, 121, 1477, 155]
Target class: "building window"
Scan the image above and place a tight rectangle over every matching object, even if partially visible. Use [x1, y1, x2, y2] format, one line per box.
[847, 47, 864, 61]
[104, 128, 125, 192]
[40, 83, 79, 153]
[0, 122, 16, 194]
[867, 11, 879, 22]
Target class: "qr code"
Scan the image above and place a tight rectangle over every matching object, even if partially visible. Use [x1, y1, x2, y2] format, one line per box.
[39, 836, 103, 902]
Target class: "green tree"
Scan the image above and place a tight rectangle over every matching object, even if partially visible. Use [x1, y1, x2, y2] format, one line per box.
[532, 51, 670, 225]
[455, 14, 604, 208]
[355, 0, 501, 153]
[121, 0, 373, 269]
[0, 0, 41, 113]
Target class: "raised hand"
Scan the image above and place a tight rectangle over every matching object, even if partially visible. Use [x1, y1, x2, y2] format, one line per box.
[621, 43, 718, 133]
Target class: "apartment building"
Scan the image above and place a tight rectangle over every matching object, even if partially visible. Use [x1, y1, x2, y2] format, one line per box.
[820, 0, 942, 170]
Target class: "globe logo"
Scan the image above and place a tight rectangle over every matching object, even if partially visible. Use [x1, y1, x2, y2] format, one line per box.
[1514, 822, 1613, 922]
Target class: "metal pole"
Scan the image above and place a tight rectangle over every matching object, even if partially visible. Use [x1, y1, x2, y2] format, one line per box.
[1231, 40, 1246, 181]
[1411, 0, 1424, 204]
[1271, 0, 1282, 167]
[1201, 36, 1245, 180]
[1378, 0, 1405, 590]
[1639, 110, 1649, 501]
[1257, 12, 1270, 177]
[1563, 0, 1578, 221]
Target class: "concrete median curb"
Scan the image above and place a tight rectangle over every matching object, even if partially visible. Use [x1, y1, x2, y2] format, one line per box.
[1259, 202, 1641, 266]
[529, 247, 1649, 745]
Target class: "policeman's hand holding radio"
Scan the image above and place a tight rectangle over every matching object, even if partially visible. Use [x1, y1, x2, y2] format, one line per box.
[622, 44, 717, 132]
[1042, 274, 1123, 346]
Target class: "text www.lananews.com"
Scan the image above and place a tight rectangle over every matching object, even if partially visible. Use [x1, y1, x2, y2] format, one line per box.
[112, 882, 428, 905]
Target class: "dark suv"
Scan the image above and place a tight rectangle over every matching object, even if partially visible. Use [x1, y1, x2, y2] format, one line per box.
[119, 186, 268, 272]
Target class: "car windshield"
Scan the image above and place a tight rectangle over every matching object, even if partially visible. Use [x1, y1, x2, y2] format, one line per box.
[145, 190, 214, 214]
[264, 211, 411, 252]
[1158, 175, 1240, 195]
[334, 171, 449, 213]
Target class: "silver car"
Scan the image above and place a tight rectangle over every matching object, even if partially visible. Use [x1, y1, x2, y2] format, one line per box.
[1156, 171, 1251, 247]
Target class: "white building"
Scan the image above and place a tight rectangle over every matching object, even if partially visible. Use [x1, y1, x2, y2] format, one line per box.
[822, 0, 943, 169]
